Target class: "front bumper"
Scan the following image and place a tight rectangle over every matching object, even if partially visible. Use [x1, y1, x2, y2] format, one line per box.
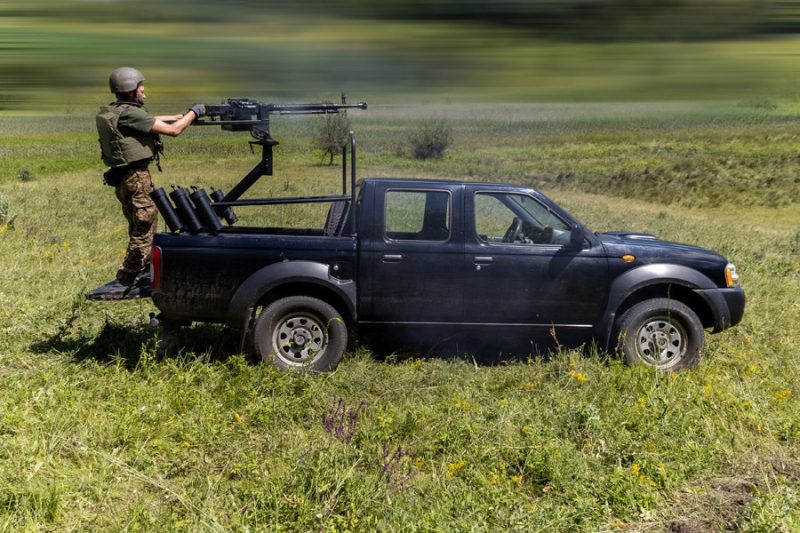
[695, 286, 745, 333]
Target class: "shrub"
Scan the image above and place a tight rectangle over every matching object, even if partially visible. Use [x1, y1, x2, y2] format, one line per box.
[18, 168, 35, 182]
[409, 119, 452, 160]
[315, 110, 351, 165]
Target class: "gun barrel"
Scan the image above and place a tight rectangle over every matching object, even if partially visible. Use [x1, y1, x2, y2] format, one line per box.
[267, 102, 368, 114]
[197, 99, 367, 125]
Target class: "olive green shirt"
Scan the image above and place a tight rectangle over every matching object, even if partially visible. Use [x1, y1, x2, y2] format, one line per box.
[117, 104, 155, 137]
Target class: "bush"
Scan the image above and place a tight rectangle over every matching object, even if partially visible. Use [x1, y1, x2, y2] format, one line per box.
[315, 111, 352, 165]
[18, 168, 35, 182]
[409, 119, 452, 160]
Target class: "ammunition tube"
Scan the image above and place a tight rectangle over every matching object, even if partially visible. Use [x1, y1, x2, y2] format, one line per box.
[210, 188, 239, 225]
[190, 188, 223, 235]
[169, 186, 203, 234]
[150, 187, 184, 233]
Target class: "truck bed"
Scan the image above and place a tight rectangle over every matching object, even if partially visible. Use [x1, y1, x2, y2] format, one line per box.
[152, 231, 357, 323]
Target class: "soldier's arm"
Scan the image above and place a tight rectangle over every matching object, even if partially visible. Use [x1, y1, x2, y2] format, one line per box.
[151, 110, 198, 137]
[154, 113, 184, 121]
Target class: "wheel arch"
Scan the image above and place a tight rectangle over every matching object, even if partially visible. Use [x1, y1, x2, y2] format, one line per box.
[595, 264, 721, 349]
[226, 261, 356, 347]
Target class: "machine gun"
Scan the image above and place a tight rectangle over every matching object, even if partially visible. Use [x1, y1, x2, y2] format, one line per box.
[193, 96, 367, 203]
[150, 96, 368, 236]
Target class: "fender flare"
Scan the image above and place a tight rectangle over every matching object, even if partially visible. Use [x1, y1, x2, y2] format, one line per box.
[595, 263, 728, 349]
[226, 260, 356, 330]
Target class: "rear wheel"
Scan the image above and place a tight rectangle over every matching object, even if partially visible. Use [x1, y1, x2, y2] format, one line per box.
[252, 296, 347, 372]
[616, 298, 704, 370]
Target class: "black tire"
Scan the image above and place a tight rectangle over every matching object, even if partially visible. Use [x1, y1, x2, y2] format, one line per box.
[615, 298, 704, 370]
[252, 296, 347, 372]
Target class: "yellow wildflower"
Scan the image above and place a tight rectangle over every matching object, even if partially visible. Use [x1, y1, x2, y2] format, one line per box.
[630, 463, 640, 476]
[511, 475, 523, 485]
[453, 398, 471, 410]
[446, 460, 466, 478]
[233, 411, 242, 423]
[772, 390, 792, 401]
[570, 371, 588, 383]
[499, 398, 509, 406]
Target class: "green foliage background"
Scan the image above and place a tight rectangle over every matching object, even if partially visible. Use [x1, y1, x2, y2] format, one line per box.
[2, 1, 800, 108]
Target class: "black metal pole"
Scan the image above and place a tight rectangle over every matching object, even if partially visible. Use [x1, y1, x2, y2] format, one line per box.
[342, 142, 347, 196]
[349, 131, 357, 235]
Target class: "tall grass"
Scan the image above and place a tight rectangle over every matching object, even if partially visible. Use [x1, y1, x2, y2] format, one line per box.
[0, 104, 797, 530]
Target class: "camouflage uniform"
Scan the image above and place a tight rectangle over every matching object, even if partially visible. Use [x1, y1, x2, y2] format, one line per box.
[114, 167, 158, 283]
[96, 101, 159, 284]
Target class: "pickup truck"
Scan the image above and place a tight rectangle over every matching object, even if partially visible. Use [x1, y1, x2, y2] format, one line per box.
[150, 176, 745, 372]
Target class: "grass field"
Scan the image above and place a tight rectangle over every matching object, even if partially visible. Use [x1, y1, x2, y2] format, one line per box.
[0, 103, 798, 531]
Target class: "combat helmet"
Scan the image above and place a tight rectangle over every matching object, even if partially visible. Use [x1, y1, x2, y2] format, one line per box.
[109, 67, 145, 94]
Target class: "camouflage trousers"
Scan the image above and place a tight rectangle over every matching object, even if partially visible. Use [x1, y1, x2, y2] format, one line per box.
[114, 167, 158, 283]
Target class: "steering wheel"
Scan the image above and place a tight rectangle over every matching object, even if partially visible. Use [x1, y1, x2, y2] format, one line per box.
[502, 217, 521, 243]
[540, 226, 553, 244]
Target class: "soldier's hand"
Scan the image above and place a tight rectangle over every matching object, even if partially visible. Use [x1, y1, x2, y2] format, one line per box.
[189, 104, 206, 118]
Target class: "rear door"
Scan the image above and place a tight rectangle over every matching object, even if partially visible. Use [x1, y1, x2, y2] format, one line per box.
[359, 182, 464, 323]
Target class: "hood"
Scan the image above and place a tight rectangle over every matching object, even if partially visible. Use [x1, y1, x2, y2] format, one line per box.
[598, 230, 727, 272]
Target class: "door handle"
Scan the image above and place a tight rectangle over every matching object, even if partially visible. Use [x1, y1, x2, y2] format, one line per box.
[474, 256, 493, 271]
[382, 254, 403, 263]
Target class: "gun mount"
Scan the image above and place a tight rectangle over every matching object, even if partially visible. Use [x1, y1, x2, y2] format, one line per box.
[193, 97, 367, 204]
[150, 96, 368, 237]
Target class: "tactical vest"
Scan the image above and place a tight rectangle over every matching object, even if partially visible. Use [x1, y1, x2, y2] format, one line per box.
[96, 103, 156, 168]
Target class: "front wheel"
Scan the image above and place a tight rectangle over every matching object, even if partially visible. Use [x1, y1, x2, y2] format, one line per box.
[615, 298, 704, 370]
[252, 296, 348, 372]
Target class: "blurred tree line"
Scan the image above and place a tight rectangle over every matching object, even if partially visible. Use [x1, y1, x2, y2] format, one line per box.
[0, 0, 796, 109]
[13, 0, 800, 40]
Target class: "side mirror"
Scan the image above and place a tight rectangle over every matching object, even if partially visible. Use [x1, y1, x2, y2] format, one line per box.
[568, 225, 585, 249]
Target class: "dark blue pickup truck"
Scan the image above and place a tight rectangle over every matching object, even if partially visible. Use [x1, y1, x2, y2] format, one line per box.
[151, 176, 744, 372]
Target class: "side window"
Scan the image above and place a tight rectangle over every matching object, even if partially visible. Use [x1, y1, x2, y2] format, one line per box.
[385, 190, 451, 242]
[474, 192, 570, 246]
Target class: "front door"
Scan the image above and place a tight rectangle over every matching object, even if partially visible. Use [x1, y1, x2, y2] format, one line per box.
[462, 187, 608, 338]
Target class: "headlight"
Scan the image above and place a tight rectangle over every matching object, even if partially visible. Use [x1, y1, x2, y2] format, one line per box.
[725, 263, 739, 288]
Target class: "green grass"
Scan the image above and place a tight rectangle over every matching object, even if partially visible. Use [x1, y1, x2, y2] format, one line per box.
[0, 104, 798, 531]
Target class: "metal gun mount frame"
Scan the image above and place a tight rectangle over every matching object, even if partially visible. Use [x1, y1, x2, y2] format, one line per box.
[193, 98, 368, 220]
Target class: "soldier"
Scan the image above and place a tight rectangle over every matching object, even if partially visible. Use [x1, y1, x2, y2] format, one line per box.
[89, 67, 205, 300]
